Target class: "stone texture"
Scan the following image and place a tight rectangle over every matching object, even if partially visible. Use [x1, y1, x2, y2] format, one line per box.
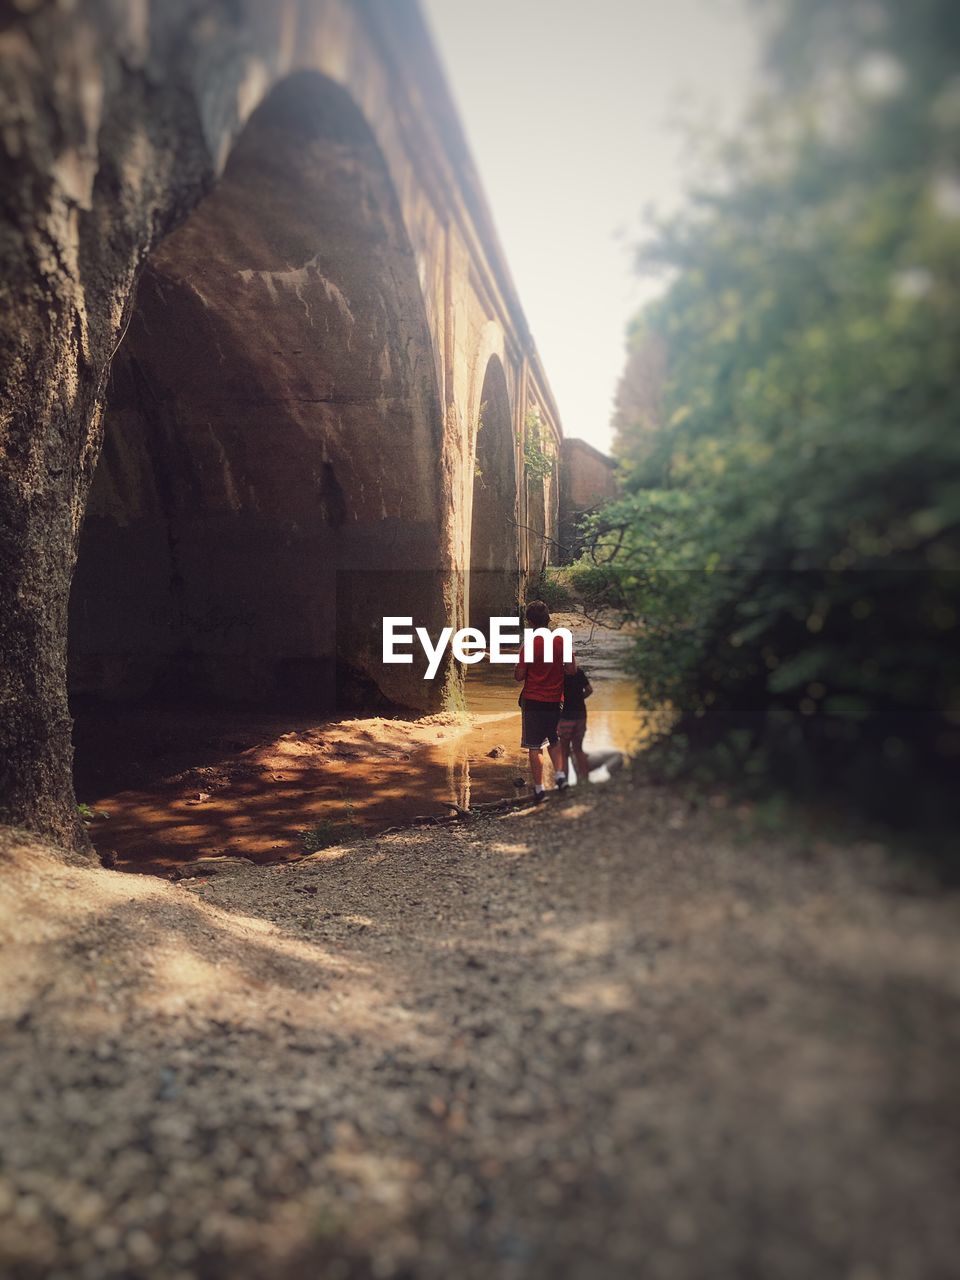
[0, 0, 562, 851]
[69, 74, 447, 712]
[468, 356, 520, 628]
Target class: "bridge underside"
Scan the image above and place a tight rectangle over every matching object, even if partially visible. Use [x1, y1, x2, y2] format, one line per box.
[69, 74, 451, 716]
[0, 0, 561, 850]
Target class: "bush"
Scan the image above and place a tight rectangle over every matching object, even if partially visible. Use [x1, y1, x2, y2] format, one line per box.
[596, 0, 959, 847]
[529, 567, 575, 613]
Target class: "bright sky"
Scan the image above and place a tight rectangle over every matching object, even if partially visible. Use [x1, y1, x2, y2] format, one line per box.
[420, 0, 762, 451]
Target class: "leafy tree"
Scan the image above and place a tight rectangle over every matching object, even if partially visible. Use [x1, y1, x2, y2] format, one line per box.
[612, 324, 667, 472]
[580, 0, 960, 843]
[521, 407, 555, 482]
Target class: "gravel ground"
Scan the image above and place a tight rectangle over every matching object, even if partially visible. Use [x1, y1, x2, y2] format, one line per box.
[1, 781, 959, 1280]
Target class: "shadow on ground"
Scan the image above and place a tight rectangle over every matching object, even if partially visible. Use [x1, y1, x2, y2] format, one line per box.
[2, 783, 959, 1279]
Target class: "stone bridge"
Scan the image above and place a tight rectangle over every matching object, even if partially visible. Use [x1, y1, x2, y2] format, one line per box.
[0, 0, 563, 846]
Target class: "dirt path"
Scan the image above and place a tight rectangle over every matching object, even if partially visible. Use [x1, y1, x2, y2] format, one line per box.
[2, 782, 959, 1279]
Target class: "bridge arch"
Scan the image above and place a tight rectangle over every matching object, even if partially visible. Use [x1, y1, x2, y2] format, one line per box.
[68, 72, 449, 724]
[1, 1, 564, 848]
[468, 355, 520, 629]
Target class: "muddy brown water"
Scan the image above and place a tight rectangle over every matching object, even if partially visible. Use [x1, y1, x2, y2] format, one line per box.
[74, 614, 647, 874]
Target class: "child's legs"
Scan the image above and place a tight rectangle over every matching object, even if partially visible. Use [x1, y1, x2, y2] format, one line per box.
[544, 708, 564, 777]
[570, 721, 589, 780]
[557, 723, 572, 774]
[521, 701, 561, 785]
[558, 719, 584, 778]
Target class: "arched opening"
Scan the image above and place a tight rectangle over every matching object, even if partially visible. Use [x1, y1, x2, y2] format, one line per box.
[68, 72, 448, 742]
[468, 357, 519, 629]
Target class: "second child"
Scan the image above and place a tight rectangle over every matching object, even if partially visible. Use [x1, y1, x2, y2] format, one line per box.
[558, 665, 593, 785]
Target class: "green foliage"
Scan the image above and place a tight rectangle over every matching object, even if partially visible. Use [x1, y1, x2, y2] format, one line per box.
[598, 0, 960, 841]
[78, 803, 109, 823]
[566, 555, 631, 620]
[530, 567, 574, 612]
[299, 813, 357, 853]
[521, 408, 554, 482]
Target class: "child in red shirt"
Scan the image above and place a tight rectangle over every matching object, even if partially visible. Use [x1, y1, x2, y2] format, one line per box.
[513, 600, 577, 801]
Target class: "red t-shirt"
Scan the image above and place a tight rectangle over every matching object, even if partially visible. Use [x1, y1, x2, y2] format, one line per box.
[522, 634, 568, 703]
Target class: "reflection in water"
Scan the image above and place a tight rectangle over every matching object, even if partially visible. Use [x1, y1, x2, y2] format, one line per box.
[78, 615, 646, 872]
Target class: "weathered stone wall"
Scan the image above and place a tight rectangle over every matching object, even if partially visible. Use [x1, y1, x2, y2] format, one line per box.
[468, 356, 520, 628]
[68, 73, 447, 712]
[559, 438, 620, 561]
[0, 0, 562, 849]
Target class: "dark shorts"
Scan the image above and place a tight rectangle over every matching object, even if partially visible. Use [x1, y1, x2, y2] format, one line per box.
[521, 699, 562, 750]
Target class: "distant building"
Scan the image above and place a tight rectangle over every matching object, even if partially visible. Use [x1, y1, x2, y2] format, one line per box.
[558, 438, 620, 562]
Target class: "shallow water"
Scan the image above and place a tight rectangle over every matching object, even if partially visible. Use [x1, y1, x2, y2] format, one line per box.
[432, 613, 645, 805]
[76, 613, 645, 872]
